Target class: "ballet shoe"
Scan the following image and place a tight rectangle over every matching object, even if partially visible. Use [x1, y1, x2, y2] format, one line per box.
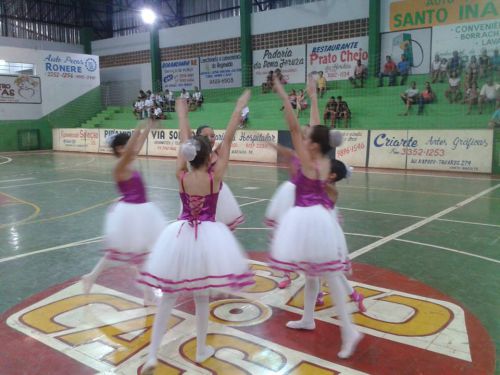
[81, 275, 92, 294]
[196, 345, 215, 363]
[338, 331, 363, 359]
[278, 276, 291, 289]
[315, 292, 325, 306]
[286, 319, 316, 330]
[141, 359, 157, 375]
[350, 291, 367, 313]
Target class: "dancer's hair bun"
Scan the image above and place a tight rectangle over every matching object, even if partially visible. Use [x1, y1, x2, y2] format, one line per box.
[329, 130, 343, 148]
[180, 138, 200, 161]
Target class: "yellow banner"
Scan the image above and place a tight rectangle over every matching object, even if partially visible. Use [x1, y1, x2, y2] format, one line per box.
[390, 0, 499, 31]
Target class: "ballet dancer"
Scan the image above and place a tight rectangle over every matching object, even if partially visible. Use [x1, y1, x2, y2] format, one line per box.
[139, 92, 254, 374]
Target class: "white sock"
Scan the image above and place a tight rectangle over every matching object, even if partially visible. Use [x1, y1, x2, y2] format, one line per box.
[340, 275, 355, 296]
[145, 294, 177, 365]
[82, 257, 113, 293]
[324, 273, 362, 358]
[287, 276, 318, 330]
[194, 290, 214, 362]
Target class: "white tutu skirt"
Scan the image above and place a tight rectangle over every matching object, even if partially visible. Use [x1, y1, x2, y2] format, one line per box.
[139, 220, 254, 293]
[103, 201, 166, 265]
[270, 205, 349, 276]
[264, 181, 296, 228]
[177, 182, 244, 231]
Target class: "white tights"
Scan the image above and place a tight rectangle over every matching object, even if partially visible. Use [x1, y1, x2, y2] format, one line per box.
[145, 290, 213, 367]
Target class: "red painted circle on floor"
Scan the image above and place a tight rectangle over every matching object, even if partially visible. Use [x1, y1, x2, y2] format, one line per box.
[0, 252, 495, 375]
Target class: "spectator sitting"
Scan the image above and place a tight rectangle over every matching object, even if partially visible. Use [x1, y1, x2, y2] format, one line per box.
[295, 89, 308, 117]
[334, 96, 351, 128]
[275, 68, 287, 84]
[152, 104, 165, 120]
[262, 71, 274, 93]
[280, 89, 297, 111]
[155, 92, 164, 108]
[164, 89, 175, 112]
[139, 90, 147, 99]
[133, 97, 144, 120]
[316, 71, 327, 98]
[478, 49, 491, 79]
[180, 88, 190, 100]
[438, 58, 448, 83]
[378, 55, 397, 87]
[417, 82, 436, 115]
[493, 49, 500, 79]
[349, 59, 367, 88]
[488, 105, 500, 128]
[144, 95, 154, 118]
[448, 51, 462, 76]
[431, 54, 444, 83]
[192, 86, 204, 108]
[239, 106, 249, 129]
[478, 78, 500, 114]
[396, 54, 411, 86]
[400, 81, 419, 116]
[464, 82, 479, 115]
[466, 55, 479, 88]
[445, 72, 462, 103]
[323, 96, 337, 128]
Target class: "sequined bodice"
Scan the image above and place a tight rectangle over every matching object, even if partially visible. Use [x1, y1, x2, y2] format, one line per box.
[294, 162, 333, 209]
[178, 172, 218, 223]
[117, 171, 147, 204]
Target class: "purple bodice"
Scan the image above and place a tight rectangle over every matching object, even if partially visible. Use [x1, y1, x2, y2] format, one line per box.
[294, 164, 334, 209]
[117, 171, 147, 204]
[178, 172, 219, 237]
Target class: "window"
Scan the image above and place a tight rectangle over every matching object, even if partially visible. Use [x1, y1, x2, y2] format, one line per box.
[0, 60, 35, 75]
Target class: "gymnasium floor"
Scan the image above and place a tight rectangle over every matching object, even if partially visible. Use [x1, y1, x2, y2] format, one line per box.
[0, 151, 498, 374]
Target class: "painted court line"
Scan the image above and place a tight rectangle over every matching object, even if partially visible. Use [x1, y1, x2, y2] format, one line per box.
[0, 178, 78, 189]
[0, 156, 12, 165]
[0, 177, 35, 183]
[395, 239, 500, 265]
[350, 184, 500, 259]
[0, 236, 103, 264]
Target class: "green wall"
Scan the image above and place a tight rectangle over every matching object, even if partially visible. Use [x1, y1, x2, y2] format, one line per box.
[0, 87, 102, 152]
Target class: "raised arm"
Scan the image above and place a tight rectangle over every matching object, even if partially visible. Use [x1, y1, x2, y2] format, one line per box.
[274, 77, 311, 167]
[114, 119, 155, 178]
[175, 99, 191, 176]
[306, 75, 320, 126]
[213, 90, 251, 178]
[176, 99, 192, 143]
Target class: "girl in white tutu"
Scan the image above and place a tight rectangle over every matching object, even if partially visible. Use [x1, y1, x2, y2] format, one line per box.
[82, 119, 166, 305]
[270, 77, 362, 359]
[138, 92, 254, 374]
[195, 124, 244, 230]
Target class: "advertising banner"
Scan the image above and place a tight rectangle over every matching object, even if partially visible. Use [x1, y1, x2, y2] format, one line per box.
[98, 129, 147, 155]
[406, 130, 493, 173]
[215, 130, 278, 163]
[147, 129, 182, 157]
[161, 58, 200, 91]
[368, 130, 410, 169]
[200, 53, 242, 89]
[380, 28, 432, 74]
[335, 130, 368, 168]
[41, 52, 99, 82]
[307, 37, 369, 81]
[389, 0, 498, 31]
[0, 75, 41, 104]
[431, 19, 500, 62]
[252, 45, 306, 85]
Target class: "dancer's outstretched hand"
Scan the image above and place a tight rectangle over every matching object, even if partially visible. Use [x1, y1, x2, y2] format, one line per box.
[306, 74, 317, 97]
[273, 76, 287, 99]
[236, 89, 251, 111]
[175, 98, 188, 117]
